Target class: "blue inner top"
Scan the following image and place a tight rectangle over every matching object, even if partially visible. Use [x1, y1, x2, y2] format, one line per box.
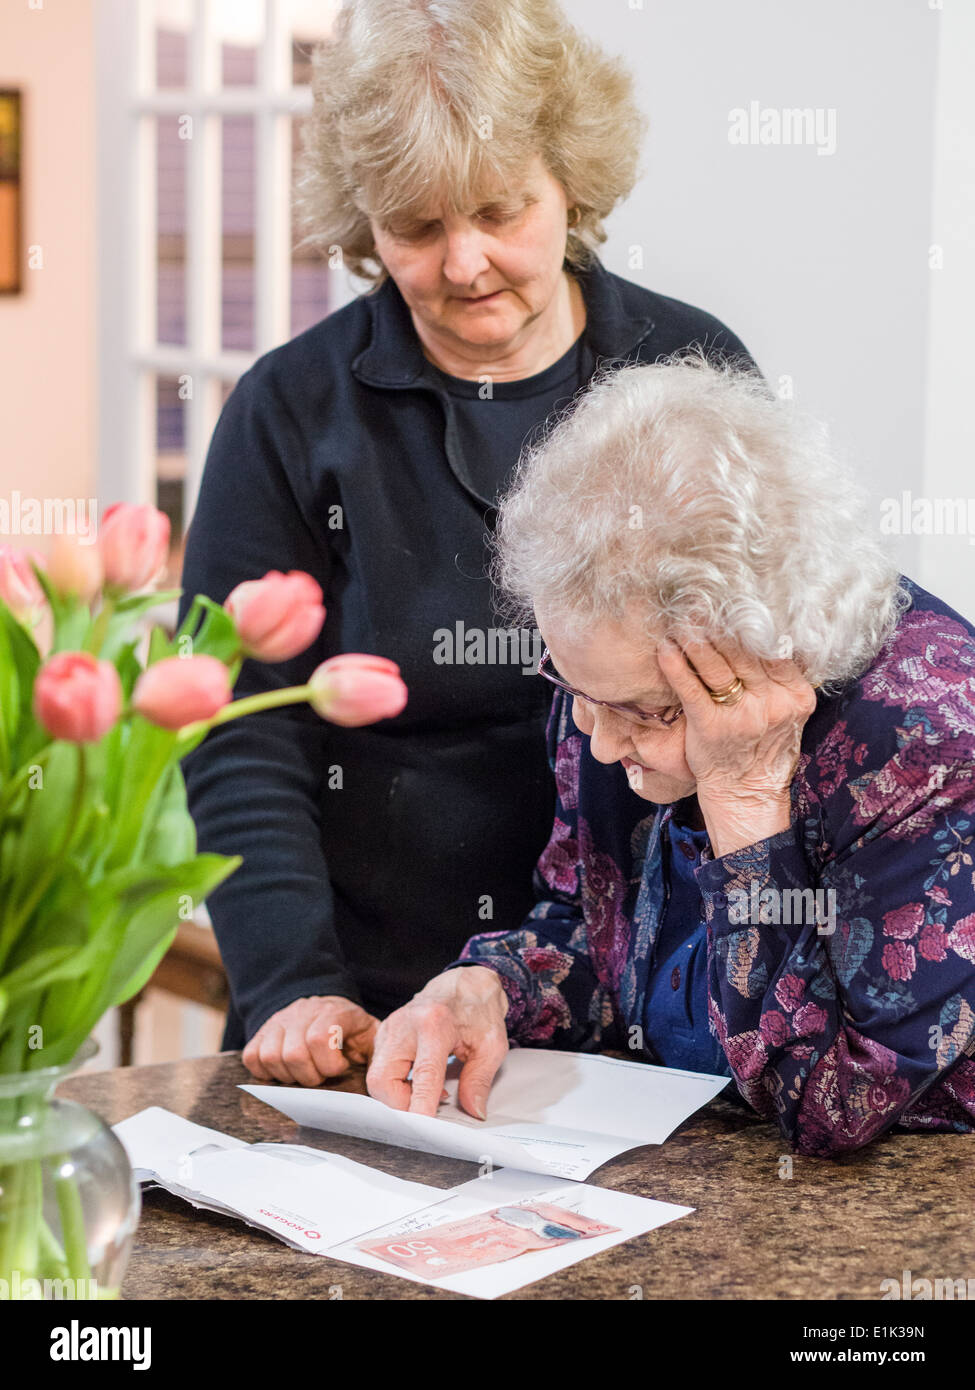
[642, 805, 733, 1077]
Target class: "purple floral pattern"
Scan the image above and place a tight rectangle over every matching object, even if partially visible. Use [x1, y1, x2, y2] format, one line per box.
[456, 579, 975, 1156]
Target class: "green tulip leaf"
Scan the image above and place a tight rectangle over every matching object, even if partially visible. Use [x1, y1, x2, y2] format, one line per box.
[177, 595, 241, 665]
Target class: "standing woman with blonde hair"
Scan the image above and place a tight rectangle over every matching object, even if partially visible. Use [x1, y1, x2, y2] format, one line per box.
[178, 0, 757, 1085]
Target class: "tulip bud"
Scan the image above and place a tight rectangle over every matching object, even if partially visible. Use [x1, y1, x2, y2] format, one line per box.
[0, 545, 46, 618]
[0, 546, 53, 655]
[98, 503, 171, 594]
[33, 651, 122, 743]
[48, 533, 103, 602]
[224, 570, 326, 663]
[308, 653, 408, 727]
[132, 654, 231, 730]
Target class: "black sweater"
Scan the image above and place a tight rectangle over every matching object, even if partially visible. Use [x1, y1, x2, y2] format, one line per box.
[177, 256, 756, 1048]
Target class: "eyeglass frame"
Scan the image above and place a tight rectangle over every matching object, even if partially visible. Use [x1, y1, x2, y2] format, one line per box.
[537, 647, 684, 727]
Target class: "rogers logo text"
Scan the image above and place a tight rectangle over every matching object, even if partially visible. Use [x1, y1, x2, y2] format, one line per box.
[258, 1207, 321, 1240]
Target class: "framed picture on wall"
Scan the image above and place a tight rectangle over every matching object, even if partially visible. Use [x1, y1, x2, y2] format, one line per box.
[0, 89, 22, 295]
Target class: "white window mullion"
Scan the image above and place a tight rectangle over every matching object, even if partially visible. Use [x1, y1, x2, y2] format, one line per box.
[133, 6, 157, 356]
[131, 6, 160, 509]
[136, 89, 311, 117]
[132, 108, 160, 511]
[256, 0, 293, 354]
[183, 374, 224, 531]
[134, 346, 255, 378]
[96, 0, 158, 507]
[184, 0, 223, 523]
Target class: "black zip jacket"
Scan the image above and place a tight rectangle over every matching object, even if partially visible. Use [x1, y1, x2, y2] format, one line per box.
[176, 256, 757, 1048]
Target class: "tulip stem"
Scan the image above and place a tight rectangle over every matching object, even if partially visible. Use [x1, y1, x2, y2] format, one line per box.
[82, 597, 116, 656]
[0, 746, 53, 820]
[54, 1155, 91, 1285]
[0, 745, 86, 957]
[173, 684, 313, 750]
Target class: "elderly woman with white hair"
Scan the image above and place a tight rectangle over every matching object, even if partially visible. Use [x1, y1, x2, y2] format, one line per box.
[367, 355, 975, 1158]
[178, 0, 757, 1082]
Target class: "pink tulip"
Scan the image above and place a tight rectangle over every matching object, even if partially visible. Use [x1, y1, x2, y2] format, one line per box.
[33, 651, 122, 743]
[48, 533, 103, 602]
[224, 570, 326, 663]
[0, 546, 46, 618]
[0, 546, 52, 655]
[131, 655, 232, 730]
[98, 503, 171, 594]
[308, 654, 408, 727]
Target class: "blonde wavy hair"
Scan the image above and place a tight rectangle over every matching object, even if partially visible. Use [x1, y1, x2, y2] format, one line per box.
[492, 352, 912, 694]
[294, 0, 647, 285]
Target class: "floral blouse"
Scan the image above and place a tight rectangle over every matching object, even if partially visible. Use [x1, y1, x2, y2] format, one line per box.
[453, 578, 975, 1157]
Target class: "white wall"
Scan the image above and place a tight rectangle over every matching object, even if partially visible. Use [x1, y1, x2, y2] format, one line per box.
[560, 0, 944, 589]
[920, 0, 975, 620]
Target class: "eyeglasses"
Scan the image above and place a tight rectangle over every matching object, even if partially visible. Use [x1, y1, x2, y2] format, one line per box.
[537, 647, 684, 727]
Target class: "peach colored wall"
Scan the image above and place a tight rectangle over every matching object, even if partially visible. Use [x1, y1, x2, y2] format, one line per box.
[0, 0, 96, 549]
[0, 3, 222, 1074]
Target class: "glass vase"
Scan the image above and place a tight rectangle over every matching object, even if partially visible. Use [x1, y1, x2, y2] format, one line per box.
[0, 1037, 140, 1300]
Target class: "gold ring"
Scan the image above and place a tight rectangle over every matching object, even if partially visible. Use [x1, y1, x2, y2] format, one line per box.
[707, 677, 745, 705]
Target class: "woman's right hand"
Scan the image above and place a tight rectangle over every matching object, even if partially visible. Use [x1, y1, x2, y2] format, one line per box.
[367, 966, 509, 1119]
[241, 995, 380, 1086]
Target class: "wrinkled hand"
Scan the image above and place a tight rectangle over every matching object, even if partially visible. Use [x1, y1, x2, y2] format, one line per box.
[242, 995, 379, 1087]
[367, 966, 509, 1119]
[657, 636, 818, 856]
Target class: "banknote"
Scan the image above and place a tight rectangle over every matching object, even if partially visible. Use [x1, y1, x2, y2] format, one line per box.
[357, 1201, 620, 1278]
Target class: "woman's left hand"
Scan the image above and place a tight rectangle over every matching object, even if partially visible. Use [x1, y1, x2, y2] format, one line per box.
[656, 637, 819, 857]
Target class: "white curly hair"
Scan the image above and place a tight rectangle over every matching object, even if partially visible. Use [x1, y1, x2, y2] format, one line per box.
[491, 351, 910, 693]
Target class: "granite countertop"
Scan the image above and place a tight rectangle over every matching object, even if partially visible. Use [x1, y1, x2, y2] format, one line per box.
[58, 1052, 975, 1301]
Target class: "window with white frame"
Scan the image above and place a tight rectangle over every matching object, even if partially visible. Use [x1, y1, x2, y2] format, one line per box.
[95, 0, 345, 584]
